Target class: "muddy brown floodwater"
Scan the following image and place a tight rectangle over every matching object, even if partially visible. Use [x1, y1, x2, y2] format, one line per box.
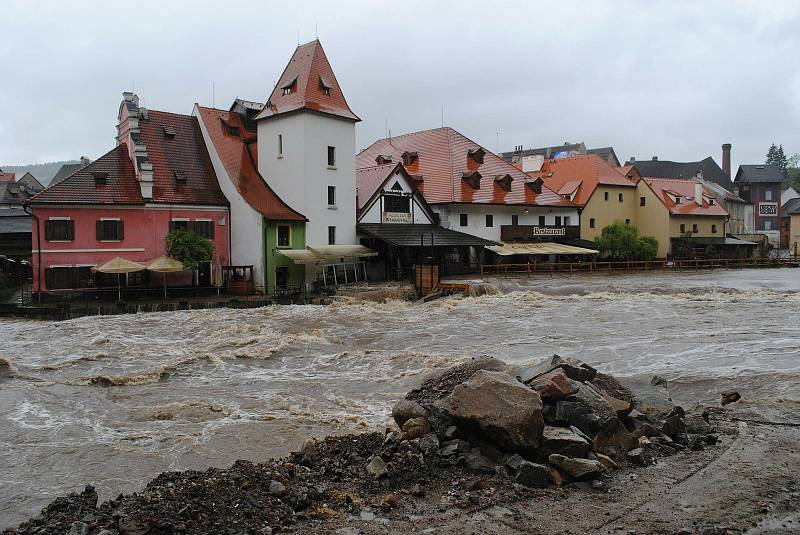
[1, 269, 799, 526]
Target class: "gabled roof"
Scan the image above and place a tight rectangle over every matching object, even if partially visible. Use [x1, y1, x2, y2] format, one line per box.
[624, 157, 732, 189]
[587, 146, 620, 166]
[782, 197, 800, 216]
[0, 172, 16, 183]
[139, 110, 228, 206]
[355, 162, 437, 222]
[50, 162, 85, 185]
[15, 172, 44, 191]
[641, 177, 729, 217]
[533, 154, 635, 206]
[196, 106, 305, 221]
[357, 127, 572, 208]
[255, 40, 359, 123]
[28, 144, 142, 205]
[734, 164, 784, 184]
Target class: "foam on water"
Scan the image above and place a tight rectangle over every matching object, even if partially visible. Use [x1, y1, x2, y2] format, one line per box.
[1, 268, 799, 526]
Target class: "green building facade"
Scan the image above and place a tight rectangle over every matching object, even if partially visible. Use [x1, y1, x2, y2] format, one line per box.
[264, 220, 306, 294]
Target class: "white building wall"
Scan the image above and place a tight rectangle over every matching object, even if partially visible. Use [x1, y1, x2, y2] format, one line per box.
[194, 107, 267, 289]
[358, 171, 433, 224]
[258, 112, 357, 246]
[434, 203, 580, 242]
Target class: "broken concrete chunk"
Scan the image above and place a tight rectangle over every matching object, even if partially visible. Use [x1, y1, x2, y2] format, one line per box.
[515, 461, 551, 488]
[548, 454, 605, 480]
[366, 456, 388, 478]
[541, 426, 591, 458]
[528, 368, 580, 400]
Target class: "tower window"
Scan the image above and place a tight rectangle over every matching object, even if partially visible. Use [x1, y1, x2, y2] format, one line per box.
[278, 134, 283, 156]
[485, 214, 493, 227]
[459, 214, 468, 227]
[328, 226, 336, 245]
[327, 146, 336, 167]
[327, 186, 336, 207]
[640, 196, 646, 206]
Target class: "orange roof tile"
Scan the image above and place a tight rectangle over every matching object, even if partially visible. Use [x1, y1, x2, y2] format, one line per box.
[356, 163, 400, 211]
[197, 106, 305, 221]
[641, 177, 729, 217]
[255, 40, 359, 123]
[533, 154, 635, 206]
[356, 127, 572, 208]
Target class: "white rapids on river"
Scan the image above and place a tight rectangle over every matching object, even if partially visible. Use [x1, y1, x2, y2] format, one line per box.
[1, 269, 799, 526]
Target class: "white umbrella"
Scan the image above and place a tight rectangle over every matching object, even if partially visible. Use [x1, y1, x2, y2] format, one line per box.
[93, 257, 146, 300]
[146, 256, 184, 300]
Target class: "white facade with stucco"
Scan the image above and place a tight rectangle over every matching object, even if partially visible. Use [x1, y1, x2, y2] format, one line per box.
[358, 169, 433, 225]
[433, 203, 580, 242]
[258, 112, 357, 247]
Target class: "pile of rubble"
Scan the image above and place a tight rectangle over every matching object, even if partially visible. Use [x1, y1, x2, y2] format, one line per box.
[388, 355, 719, 488]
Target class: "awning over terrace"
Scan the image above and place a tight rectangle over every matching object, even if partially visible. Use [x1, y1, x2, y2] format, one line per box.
[485, 242, 599, 256]
[278, 245, 378, 265]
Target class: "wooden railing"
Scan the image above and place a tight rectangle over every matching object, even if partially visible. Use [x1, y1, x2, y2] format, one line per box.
[480, 258, 795, 277]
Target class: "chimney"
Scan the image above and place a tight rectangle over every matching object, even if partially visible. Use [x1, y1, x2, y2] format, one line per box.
[652, 156, 658, 161]
[722, 143, 732, 179]
[695, 182, 703, 206]
[116, 92, 153, 199]
[79, 156, 91, 168]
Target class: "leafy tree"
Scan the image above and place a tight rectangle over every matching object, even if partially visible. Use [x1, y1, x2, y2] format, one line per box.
[785, 152, 800, 192]
[766, 143, 788, 178]
[594, 221, 659, 261]
[165, 229, 214, 270]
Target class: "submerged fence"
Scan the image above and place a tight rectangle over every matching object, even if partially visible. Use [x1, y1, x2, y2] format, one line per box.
[480, 257, 797, 277]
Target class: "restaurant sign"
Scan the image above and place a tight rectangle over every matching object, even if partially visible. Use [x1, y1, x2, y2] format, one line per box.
[758, 202, 778, 216]
[527, 226, 566, 236]
[382, 212, 412, 224]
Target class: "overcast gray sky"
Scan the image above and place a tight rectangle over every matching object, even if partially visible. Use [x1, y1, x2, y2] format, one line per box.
[1, 0, 799, 171]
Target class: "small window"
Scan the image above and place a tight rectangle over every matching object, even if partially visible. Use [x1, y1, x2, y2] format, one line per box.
[93, 172, 108, 185]
[282, 87, 292, 96]
[170, 219, 190, 232]
[45, 219, 74, 241]
[328, 226, 336, 245]
[277, 225, 291, 248]
[589, 218, 596, 229]
[709, 198, 716, 206]
[555, 216, 562, 226]
[459, 214, 468, 227]
[625, 218, 631, 224]
[538, 216, 546, 226]
[224, 124, 240, 136]
[765, 190, 772, 201]
[174, 170, 187, 184]
[711, 224, 717, 234]
[193, 220, 215, 239]
[692, 223, 698, 233]
[511, 214, 519, 226]
[163, 126, 176, 139]
[675, 196, 682, 204]
[275, 266, 289, 291]
[322, 87, 331, 96]
[618, 193, 623, 202]
[764, 220, 772, 231]
[640, 196, 646, 206]
[604, 192, 609, 201]
[327, 146, 336, 167]
[564, 216, 571, 226]
[485, 214, 493, 227]
[384, 194, 410, 213]
[327, 186, 336, 206]
[278, 134, 283, 156]
[680, 223, 686, 233]
[96, 219, 124, 241]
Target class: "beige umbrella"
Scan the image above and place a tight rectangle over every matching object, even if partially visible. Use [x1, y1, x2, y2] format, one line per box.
[93, 257, 146, 300]
[212, 254, 223, 295]
[146, 256, 184, 300]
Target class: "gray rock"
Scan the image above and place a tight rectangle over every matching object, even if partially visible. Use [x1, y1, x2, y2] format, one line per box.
[593, 418, 637, 460]
[268, 480, 286, 497]
[618, 376, 675, 418]
[418, 432, 440, 456]
[553, 400, 601, 435]
[67, 522, 89, 535]
[366, 456, 388, 478]
[548, 454, 606, 480]
[505, 453, 525, 471]
[515, 461, 551, 488]
[440, 370, 544, 451]
[391, 399, 427, 427]
[541, 426, 591, 458]
[627, 447, 650, 466]
[464, 450, 496, 473]
[650, 375, 668, 387]
[98, 531, 116, 535]
[443, 425, 459, 439]
[359, 508, 376, 521]
[518, 354, 597, 384]
[406, 356, 509, 403]
[441, 438, 471, 453]
[572, 382, 617, 422]
[336, 528, 362, 535]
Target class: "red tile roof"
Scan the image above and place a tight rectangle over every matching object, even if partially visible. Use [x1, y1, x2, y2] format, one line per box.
[255, 40, 360, 123]
[533, 155, 635, 206]
[140, 110, 228, 206]
[356, 163, 400, 211]
[641, 177, 729, 217]
[0, 172, 15, 183]
[28, 144, 142, 205]
[356, 127, 572, 207]
[196, 106, 305, 221]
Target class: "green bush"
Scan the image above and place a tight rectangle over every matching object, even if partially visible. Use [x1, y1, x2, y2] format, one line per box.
[0, 272, 15, 301]
[165, 230, 214, 270]
[594, 221, 659, 261]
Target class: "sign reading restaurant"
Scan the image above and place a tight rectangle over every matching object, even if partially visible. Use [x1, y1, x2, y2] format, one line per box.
[758, 202, 778, 216]
[526, 226, 566, 236]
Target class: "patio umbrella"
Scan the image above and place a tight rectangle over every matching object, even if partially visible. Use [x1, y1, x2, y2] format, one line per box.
[146, 256, 184, 300]
[213, 254, 223, 295]
[93, 257, 146, 300]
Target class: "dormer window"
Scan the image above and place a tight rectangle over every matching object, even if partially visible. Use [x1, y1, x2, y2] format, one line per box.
[468, 147, 486, 164]
[281, 77, 297, 96]
[162, 126, 176, 139]
[708, 197, 716, 206]
[462, 170, 481, 190]
[494, 174, 513, 192]
[402, 151, 419, 166]
[319, 76, 332, 96]
[221, 119, 240, 137]
[675, 196, 682, 204]
[526, 177, 543, 194]
[92, 172, 108, 185]
[174, 170, 187, 184]
[375, 154, 393, 165]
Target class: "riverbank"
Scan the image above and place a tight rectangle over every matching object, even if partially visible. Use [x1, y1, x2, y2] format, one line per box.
[8, 358, 800, 534]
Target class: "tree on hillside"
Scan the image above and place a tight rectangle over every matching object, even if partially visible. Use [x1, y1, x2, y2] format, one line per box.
[766, 143, 788, 178]
[594, 221, 659, 261]
[165, 229, 214, 270]
[785, 152, 800, 192]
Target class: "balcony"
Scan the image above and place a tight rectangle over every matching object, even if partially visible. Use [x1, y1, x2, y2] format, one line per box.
[500, 225, 580, 242]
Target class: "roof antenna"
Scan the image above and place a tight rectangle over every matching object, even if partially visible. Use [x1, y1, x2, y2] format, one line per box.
[389, 129, 392, 145]
[385, 117, 388, 138]
[212, 81, 215, 109]
[297, 29, 300, 46]
[441, 105, 444, 128]
[315, 23, 318, 40]
[496, 131, 500, 154]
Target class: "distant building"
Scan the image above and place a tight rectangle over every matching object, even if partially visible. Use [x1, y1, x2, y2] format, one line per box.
[625, 153, 733, 190]
[782, 186, 799, 206]
[694, 177, 751, 235]
[782, 198, 800, 254]
[501, 142, 620, 172]
[0, 171, 45, 263]
[733, 164, 784, 245]
[27, 93, 230, 296]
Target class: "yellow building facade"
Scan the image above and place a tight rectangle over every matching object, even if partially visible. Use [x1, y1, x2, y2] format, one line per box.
[580, 185, 637, 242]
